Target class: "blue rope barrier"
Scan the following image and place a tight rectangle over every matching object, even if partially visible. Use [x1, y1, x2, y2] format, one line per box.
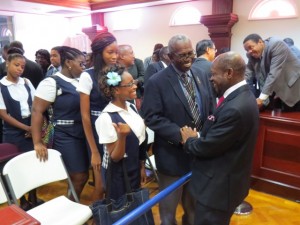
[113, 171, 192, 225]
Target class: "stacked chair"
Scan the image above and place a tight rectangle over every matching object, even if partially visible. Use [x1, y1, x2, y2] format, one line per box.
[2, 149, 92, 225]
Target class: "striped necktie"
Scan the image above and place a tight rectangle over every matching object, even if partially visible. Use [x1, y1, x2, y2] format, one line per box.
[181, 73, 202, 130]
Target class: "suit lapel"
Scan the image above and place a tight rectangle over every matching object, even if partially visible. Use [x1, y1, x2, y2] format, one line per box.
[167, 66, 194, 119]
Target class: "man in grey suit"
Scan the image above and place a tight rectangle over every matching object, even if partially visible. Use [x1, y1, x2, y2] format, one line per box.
[181, 52, 259, 225]
[243, 33, 300, 111]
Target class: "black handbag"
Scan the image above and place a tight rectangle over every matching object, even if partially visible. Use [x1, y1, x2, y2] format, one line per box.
[90, 158, 155, 225]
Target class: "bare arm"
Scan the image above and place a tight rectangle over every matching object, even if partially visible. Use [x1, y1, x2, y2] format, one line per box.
[80, 92, 101, 170]
[31, 96, 51, 161]
[0, 109, 31, 132]
[106, 122, 131, 162]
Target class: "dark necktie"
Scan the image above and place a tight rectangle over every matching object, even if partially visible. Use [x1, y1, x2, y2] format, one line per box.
[216, 96, 224, 108]
[181, 73, 202, 130]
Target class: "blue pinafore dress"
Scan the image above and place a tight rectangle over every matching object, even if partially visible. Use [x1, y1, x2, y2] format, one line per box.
[103, 112, 141, 200]
[0, 82, 33, 152]
[86, 68, 109, 158]
[51, 76, 89, 173]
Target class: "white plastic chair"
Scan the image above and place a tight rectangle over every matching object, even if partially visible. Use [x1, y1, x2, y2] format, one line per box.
[3, 149, 92, 225]
[0, 175, 10, 204]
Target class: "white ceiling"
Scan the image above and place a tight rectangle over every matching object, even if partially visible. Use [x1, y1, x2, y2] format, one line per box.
[0, 0, 90, 17]
[0, 0, 193, 17]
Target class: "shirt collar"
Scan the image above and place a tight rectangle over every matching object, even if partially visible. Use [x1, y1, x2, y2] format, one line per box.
[55, 72, 78, 83]
[223, 80, 247, 98]
[102, 101, 132, 113]
[171, 64, 191, 78]
[0, 76, 25, 86]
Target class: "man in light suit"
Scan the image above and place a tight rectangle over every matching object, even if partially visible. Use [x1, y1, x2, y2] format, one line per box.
[243, 33, 300, 111]
[181, 52, 259, 225]
[141, 34, 215, 225]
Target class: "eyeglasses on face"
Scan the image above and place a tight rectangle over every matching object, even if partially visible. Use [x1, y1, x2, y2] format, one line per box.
[119, 80, 138, 88]
[172, 51, 195, 60]
[211, 47, 217, 53]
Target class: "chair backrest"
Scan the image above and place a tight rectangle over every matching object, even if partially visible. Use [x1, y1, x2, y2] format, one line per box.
[0, 175, 9, 204]
[2, 149, 69, 200]
[0, 143, 21, 163]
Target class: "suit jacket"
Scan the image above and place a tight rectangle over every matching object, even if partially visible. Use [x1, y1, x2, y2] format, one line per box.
[184, 85, 259, 212]
[0, 62, 6, 79]
[192, 58, 212, 77]
[127, 58, 145, 98]
[141, 64, 215, 176]
[22, 58, 44, 88]
[144, 61, 165, 84]
[245, 37, 300, 107]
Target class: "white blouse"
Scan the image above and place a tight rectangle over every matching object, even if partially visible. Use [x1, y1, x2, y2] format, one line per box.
[0, 77, 35, 117]
[95, 101, 146, 145]
[35, 72, 78, 102]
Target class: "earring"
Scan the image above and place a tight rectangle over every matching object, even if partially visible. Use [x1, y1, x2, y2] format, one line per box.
[68, 67, 72, 70]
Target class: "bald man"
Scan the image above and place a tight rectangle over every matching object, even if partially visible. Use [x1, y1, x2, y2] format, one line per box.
[181, 52, 259, 225]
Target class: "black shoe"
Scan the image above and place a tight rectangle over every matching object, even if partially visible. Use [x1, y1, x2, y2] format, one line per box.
[29, 198, 45, 207]
[20, 200, 33, 211]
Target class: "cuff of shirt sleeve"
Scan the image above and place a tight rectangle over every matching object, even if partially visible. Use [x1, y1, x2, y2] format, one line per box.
[259, 93, 269, 100]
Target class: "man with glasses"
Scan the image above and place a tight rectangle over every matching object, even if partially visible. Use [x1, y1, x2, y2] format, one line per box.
[141, 34, 215, 225]
[194, 39, 217, 77]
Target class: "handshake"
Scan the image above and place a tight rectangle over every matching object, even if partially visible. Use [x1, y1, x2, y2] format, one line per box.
[180, 126, 198, 144]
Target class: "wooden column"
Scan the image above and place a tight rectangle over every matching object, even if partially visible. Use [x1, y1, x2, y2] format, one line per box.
[82, 12, 108, 41]
[200, 0, 238, 52]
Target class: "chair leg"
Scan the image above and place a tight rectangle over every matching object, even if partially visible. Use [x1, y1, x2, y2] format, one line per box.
[145, 152, 159, 183]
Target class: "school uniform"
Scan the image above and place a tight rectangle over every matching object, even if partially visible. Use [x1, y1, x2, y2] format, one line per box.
[0, 77, 35, 151]
[95, 102, 145, 200]
[35, 73, 89, 173]
[77, 68, 109, 158]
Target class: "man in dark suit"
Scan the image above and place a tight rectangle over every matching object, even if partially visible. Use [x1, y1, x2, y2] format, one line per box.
[118, 44, 145, 98]
[0, 44, 10, 79]
[243, 33, 300, 111]
[193, 39, 216, 76]
[141, 34, 215, 225]
[181, 52, 259, 225]
[144, 46, 170, 84]
[9, 41, 44, 88]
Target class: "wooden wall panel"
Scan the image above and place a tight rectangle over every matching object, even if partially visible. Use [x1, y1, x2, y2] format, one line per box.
[251, 111, 300, 201]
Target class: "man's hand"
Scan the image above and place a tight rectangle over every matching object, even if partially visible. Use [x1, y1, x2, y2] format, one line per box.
[180, 126, 197, 144]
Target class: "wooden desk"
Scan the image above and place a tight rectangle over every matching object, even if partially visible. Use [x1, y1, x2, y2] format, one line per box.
[251, 110, 300, 201]
[0, 204, 40, 225]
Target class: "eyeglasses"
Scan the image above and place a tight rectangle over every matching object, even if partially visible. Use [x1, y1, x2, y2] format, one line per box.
[119, 80, 138, 88]
[172, 51, 195, 61]
[211, 47, 217, 53]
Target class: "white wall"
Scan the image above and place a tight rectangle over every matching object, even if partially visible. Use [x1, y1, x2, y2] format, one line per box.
[9, 13, 91, 61]
[4, 0, 300, 62]
[104, 0, 212, 60]
[12, 14, 70, 60]
[232, 0, 300, 60]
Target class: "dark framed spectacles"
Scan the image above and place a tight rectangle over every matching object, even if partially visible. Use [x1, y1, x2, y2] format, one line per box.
[173, 51, 195, 60]
[119, 80, 138, 88]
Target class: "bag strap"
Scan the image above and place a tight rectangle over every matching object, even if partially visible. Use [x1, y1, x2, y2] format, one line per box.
[105, 158, 132, 206]
[105, 111, 133, 205]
